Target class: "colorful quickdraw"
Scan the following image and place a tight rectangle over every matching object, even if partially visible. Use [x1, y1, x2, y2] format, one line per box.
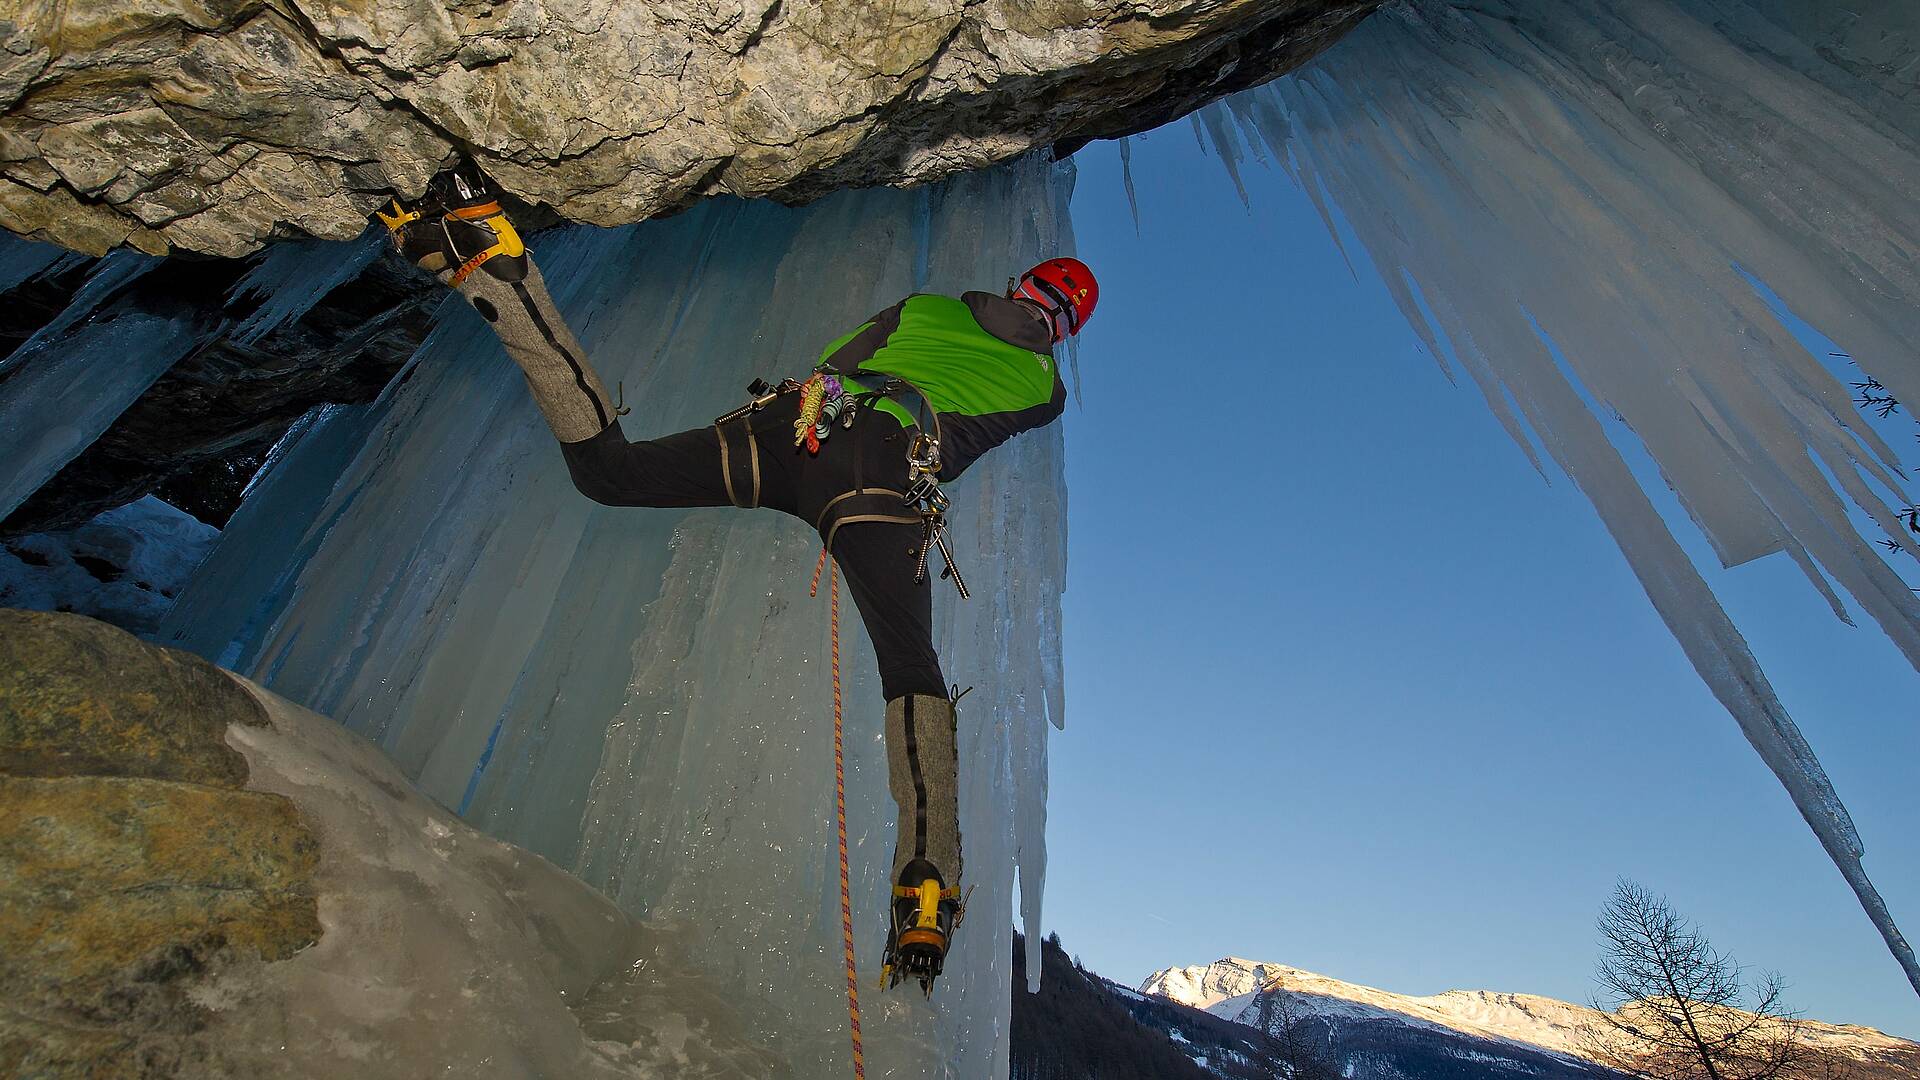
[794, 373, 826, 452]
[793, 373, 848, 453]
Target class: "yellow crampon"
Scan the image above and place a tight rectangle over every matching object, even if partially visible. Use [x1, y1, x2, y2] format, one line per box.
[374, 199, 421, 236]
[443, 201, 525, 287]
[878, 877, 963, 991]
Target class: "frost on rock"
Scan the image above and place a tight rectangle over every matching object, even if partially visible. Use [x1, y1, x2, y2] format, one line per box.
[214, 673, 775, 1079]
[160, 153, 1074, 1076]
[1199, 0, 1920, 992]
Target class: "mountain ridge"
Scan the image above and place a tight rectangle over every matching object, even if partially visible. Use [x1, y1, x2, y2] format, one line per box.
[1140, 956, 1919, 1076]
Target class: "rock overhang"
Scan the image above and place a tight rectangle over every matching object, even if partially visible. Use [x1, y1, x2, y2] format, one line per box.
[0, 0, 1380, 257]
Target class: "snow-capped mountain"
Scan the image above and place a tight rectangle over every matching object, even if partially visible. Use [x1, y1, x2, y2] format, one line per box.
[1140, 957, 1920, 1079]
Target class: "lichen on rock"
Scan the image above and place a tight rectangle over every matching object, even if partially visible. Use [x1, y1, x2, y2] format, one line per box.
[0, 608, 267, 784]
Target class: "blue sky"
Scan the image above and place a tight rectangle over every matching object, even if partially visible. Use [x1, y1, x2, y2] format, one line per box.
[1045, 129, 1920, 1039]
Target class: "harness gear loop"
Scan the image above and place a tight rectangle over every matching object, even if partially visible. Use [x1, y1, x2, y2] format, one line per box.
[900, 431, 968, 599]
[793, 373, 851, 453]
[713, 377, 799, 427]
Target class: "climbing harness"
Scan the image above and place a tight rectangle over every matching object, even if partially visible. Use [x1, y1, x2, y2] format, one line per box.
[715, 370, 972, 601]
[811, 552, 867, 1077]
[902, 431, 969, 600]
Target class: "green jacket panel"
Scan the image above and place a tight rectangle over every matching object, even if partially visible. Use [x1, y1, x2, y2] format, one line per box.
[816, 292, 1065, 480]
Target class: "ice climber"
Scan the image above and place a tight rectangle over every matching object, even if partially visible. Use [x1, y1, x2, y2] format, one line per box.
[378, 164, 1095, 993]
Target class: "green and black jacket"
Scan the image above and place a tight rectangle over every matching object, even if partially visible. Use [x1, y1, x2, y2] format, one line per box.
[815, 292, 1067, 481]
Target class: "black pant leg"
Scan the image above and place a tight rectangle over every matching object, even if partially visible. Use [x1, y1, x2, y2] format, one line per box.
[834, 520, 946, 701]
[560, 392, 802, 512]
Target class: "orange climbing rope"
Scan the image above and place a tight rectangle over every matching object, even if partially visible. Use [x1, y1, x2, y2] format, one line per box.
[812, 546, 866, 1078]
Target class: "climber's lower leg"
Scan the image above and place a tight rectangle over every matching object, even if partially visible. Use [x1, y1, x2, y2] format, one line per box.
[881, 691, 963, 992]
[834, 523, 957, 880]
[884, 692, 962, 887]
[456, 260, 619, 444]
[380, 166, 618, 444]
[381, 166, 772, 511]
[833, 521, 964, 991]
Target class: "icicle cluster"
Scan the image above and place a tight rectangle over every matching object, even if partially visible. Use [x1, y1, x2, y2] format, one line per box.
[0, 228, 389, 528]
[159, 154, 1075, 1074]
[1188, 0, 1920, 993]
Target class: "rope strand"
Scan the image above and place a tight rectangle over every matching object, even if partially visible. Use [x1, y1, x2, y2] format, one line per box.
[826, 555, 866, 1078]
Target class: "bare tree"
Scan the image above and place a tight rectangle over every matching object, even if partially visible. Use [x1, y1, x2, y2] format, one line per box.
[1257, 976, 1342, 1080]
[1581, 879, 1830, 1080]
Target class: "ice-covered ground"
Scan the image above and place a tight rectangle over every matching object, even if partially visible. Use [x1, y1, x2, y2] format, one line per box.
[158, 154, 1075, 1077]
[0, 495, 217, 635]
[208, 673, 774, 1078]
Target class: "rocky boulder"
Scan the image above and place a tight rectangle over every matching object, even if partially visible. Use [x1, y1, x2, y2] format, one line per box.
[0, 0, 1378, 256]
[0, 609, 771, 1078]
[0, 609, 320, 1075]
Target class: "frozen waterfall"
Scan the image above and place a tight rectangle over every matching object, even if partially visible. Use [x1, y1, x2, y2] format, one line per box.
[1189, 0, 1920, 993]
[156, 154, 1074, 1076]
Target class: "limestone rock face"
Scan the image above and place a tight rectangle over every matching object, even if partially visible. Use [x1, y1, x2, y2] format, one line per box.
[0, 0, 1378, 256]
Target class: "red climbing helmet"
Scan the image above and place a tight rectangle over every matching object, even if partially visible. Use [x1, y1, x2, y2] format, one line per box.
[1014, 257, 1098, 342]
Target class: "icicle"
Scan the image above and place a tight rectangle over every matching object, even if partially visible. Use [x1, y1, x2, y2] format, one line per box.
[1198, 101, 1253, 208]
[2, 249, 162, 370]
[227, 228, 387, 345]
[1236, 0, 1920, 994]
[163, 153, 1075, 1073]
[1118, 135, 1142, 236]
[0, 313, 204, 522]
[0, 224, 397, 529]
[0, 244, 197, 523]
[0, 232, 79, 295]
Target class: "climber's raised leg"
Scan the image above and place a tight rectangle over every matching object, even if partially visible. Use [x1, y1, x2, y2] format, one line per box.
[378, 166, 749, 510]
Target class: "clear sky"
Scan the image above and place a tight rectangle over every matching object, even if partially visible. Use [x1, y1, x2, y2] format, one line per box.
[1044, 128, 1920, 1040]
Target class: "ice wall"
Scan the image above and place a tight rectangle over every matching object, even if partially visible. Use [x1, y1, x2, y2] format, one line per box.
[1194, 0, 1920, 993]
[0, 228, 388, 526]
[0, 244, 186, 523]
[159, 153, 1074, 1077]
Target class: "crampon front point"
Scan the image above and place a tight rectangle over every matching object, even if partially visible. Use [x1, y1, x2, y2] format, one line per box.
[881, 860, 962, 997]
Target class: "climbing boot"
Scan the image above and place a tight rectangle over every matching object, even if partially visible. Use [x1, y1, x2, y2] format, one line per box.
[882, 857, 962, 996]
[880, 690, 965, 995]
[376, 161, 528, 285]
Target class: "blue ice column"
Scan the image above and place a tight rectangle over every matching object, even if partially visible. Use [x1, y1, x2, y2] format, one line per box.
[163, 154, 1075, 1077]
